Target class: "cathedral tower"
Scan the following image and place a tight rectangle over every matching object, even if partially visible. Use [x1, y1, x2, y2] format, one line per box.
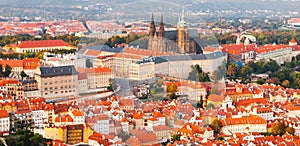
[177, 6, 189, 54]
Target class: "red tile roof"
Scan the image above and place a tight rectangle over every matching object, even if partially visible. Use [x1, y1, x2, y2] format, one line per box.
[54, 114, 74, 123]
[152, 125, 171, 131]
[17, 40, 71, 48]
[208, 94, 225, 102]
[222, 115, 266, 126]
[77, 67, 112, 74]
[84, 49, 101, 56]
[0, 78, 20, 86]
[72, 110, 84, 116]
[0, 110, 8, 118]
[23, 58, 41, 69]
[0, 59, 23, 67]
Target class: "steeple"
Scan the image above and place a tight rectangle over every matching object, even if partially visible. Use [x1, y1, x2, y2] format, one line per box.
[158, 14, 165, 37]
[181, 5, 185, 22]
[177, 5, 187, 28]
[149, 13, 156, 37]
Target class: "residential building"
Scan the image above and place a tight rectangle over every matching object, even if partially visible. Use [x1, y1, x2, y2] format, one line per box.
[88, 132, 111, 146]
[252, 107, 273, 121]
[0, 59, 23, 73]
[78, 73, 88, 94]
[0, 110, 9, 136]
[221, 115, 267, 134]
[93, 114, 110, 134]
[164, 80, 207, 102]
[152, 125, 171, 140]
[0, 78, 24, 99]
[35, 65, 78, 99]
[32, 109, 45, 129]
[66, 124, 84, 145]
[76, 67, 113, 90]
[11, 109, 32, 132]
[23, 58, 41, 77]
[255, 44, 292, 65]
[44, 126, 67, 142]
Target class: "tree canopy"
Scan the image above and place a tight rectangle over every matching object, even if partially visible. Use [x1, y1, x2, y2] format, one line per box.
[210, 119, 223, 134]
[188, 64, 211, 82]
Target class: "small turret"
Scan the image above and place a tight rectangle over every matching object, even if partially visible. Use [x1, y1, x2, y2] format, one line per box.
[289, 37, 297, 46]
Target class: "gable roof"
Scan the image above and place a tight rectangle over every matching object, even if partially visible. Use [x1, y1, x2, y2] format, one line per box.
[38, 65, 78, 77]
[0, 110, 8, 118]
[17, 40, 71, 48]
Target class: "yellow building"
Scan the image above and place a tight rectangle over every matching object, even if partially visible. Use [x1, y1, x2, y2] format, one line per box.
[83, 124, 94, 143]
[3, 44, 17, 51]
[44, 126, 67, 142]
[45, 124, 94, 144]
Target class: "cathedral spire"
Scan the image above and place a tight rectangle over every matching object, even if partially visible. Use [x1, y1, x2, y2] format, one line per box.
[181, 5, 185, 22]
[149, 13, 156, 37]
[158, 14, 165, 37]
[177, 5, 187, 28]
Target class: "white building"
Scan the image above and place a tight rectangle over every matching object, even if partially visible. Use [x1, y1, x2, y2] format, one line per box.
[32, 109, 45, 128]
[93, 114, 110, 134]
[35, 65, 79, 99]
[0, 110, 10, 136]
[255, 45, 292, 65]
[221, 115, 267, 134]
[252, 107, 274, 121]
[70, 110, 85, 124]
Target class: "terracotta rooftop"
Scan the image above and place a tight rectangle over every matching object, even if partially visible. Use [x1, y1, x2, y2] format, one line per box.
[17, 40, 71, 48]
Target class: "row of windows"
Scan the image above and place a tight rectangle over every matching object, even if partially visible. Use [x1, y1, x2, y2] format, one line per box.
[44, 85, 75, 90]
[44, 80, 74, 85]
[44, 90, 75, 95]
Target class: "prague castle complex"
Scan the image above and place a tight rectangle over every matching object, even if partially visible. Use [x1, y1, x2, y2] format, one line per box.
[148, 8, 200, 54]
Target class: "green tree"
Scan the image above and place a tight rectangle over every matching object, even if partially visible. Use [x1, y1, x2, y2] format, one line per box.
[238, 65, 253, 78]
[3, 64, 12, 77]
[211, 70, 220, 83]
[150, 88, 156, 95]
[169, 93, 178, 100]
[265, 60, 280, 72]
[206, 103, 215, 109]
[257, 78, 266, 85]
[282, 80, 290, 88]
[296, 54, 300, 61]
[0, 64, 3, 77]
[167, 84, 177, 93]
[271, 122, 287, 136]
[171, 134, 181, 143]
[188, 64, 211, 82]
[226, 62, 238, 79]
[210, 119, 223, 134]
[286, 127, 295, 135]
[107, 78, 118, 91]
[20, 70, 29, 80]
[196, 97, 204, 108]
